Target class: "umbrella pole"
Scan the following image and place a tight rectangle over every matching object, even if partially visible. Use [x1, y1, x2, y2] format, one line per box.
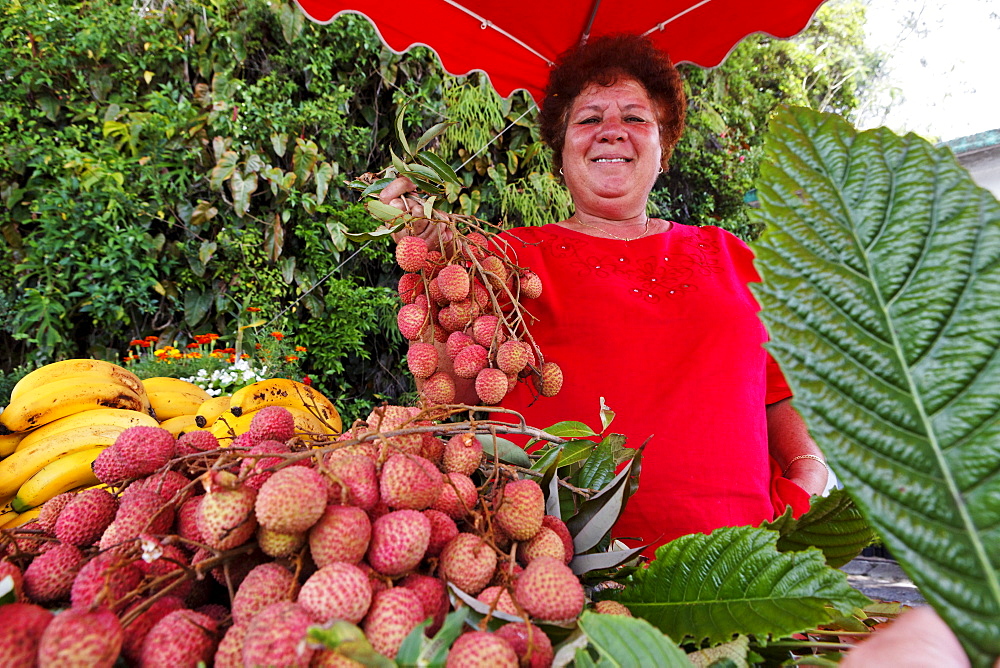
[581, 0, 603, 45]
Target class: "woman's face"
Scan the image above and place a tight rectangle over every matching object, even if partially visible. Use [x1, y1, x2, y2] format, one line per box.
[561, 78, 663, 218]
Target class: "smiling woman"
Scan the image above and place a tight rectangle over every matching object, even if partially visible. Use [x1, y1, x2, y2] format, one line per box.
[388, 34, 831, 558]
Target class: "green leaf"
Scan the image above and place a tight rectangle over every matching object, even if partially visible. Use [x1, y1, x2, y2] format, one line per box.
[315, 162, 334, 206]
[687, 635, 750, 668]
[762, 488, 876, 568]
[411, 608, 469, 666]
[617, 526, 870, 645]
[209, 150, 238, 191]
[365, 199, 412, 225]
[394, 108, 411, 157]
[477, 434, 531, 468]
[360, 177, 396, 198]
[541, 421, 599, 439]
[575, 436, 618, 491]
[570, 544, 647, 576]
[531, 440, 595, 472]
[414, 121, 451, 153]
[307, 621, 394, 667]
[184, 289, 212, 328]
[566, 444, 642, 553]
[394, 619, 432, 665]
[230, 170, 257, 218]
[0, 575, 16, 605]
[417, 150, 461, 185]
[198, 240, 217, 267]
[270, 132, 288, 157]
[577, 610, 689, 667]
[751, 106, 1000, 665]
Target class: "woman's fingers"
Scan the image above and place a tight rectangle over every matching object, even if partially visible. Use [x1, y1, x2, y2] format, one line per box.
[379, 176, 417, 204]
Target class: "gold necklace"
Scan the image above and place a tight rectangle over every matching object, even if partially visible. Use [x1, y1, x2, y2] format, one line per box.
[571, 214, 651, 242]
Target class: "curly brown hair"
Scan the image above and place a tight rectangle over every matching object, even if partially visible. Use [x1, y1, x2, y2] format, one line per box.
[539, 34, 687, 174]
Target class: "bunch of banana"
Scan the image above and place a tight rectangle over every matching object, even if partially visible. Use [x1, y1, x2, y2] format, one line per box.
[229, 379, 343, 434]
[159, 414, 202, 438]
[0, 432, 26, 458]
[211, 404, 338, 445]
[1, 359, 152, 434]
[194, 395, 231, 428]
[11, 447, 103, 512]
[0, 408, 156, 502]
[142, 377, 212, 422]
[0, 506, 42, 529]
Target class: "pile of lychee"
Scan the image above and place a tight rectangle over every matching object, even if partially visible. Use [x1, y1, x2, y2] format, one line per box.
[0, 403, 626, 667]
[395, 230, 563, 407]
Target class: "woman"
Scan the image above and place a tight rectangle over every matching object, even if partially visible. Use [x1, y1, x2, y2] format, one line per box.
[386, 34, 828, 556]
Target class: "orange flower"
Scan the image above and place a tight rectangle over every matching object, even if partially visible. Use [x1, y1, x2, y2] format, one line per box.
[285, 355, 299, 362]
[295, 346, 307, 352]
[138, 341, 151, 348]
[255, 343, 262, 349]
[219, 347, 236, 354]
[241, 353, 250, 360]
[247, 307, 261, 312]
[145, 335, 159, 342]
[128, 339, 145, 346]
[271, 332, 284, 341]
[186, 342, 200, 349]
[186, 352, 202, 359]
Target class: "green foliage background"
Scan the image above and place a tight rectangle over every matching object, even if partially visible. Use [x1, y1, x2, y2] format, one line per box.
[0, 0, 882, 418]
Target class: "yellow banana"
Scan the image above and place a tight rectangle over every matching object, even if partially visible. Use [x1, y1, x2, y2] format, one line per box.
[11, 359, 144, 400]
[194, 395, 231, 428]
[1, 507, 42, 529]
[0, 506, 16, 528]
[159, 414, 201, 438]
[17, 408, 158, 453]
[0, 377, 145, 434]
[0, 432, 27, 458]
[0, 426, 123, 498]
[146, 389, 208, 422]
[285, 405, 340, 442]
[12, 447, 104, 512]
[210, 410, 257, 445]
[229, 379, 342, 434]
[142, 377, 212, 401]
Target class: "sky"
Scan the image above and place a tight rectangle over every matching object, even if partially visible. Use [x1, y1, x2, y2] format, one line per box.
[859, 0, 1000, 143]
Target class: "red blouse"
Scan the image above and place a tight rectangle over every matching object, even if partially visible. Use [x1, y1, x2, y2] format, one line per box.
[493, 223, 802, 556]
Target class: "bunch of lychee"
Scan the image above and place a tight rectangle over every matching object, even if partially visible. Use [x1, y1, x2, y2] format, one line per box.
[0, 404, 625, 666]
[395, 230, 563, 406]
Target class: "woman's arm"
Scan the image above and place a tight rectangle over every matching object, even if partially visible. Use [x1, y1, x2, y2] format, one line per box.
[766, 398, 829, 497]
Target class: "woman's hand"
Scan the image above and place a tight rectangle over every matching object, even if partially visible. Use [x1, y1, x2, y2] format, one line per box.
[379, 176, 455, 251]
[766, 398, 829, 497]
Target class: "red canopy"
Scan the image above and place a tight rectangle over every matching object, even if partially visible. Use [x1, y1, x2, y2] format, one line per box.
[294, 0, 828, 103]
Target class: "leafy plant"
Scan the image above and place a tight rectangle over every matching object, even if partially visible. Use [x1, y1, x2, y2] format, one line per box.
[751, 105, 1000, 666]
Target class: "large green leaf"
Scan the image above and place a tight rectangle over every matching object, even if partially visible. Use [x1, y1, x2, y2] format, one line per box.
[576, 611, 689, 667]
[751, 106, 1000, 665]
[762, 488, 875, 568]
[616, 526, 869, 645]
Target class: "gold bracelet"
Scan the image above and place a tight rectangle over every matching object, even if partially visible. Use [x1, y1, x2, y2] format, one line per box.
[782, 454, 829, 477]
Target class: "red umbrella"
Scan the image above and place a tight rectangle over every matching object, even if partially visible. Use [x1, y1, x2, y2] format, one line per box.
[294, 0, 828, 103]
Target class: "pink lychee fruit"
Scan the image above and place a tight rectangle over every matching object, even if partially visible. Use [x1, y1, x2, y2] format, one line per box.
[445, 331, 474, 360]
[541, 515, 575, 564]
[139, 609, 219, 668]
[232, 562, 299, 626]
[452, 344, 489, 379]
[423, 508, 459, 558]
[438, 533, 498, 596]
[257, 526, 307, 558]
[380, 453, 443, 510]
[398, 272, 424, 304]
[517, 526, 566, 565]
[0, 558, 24, 601]
[396, 235, 429, 272]
[176, 429, 220, 455]
[92, 425, 176, 483]
[34, 492, 75, 534]
[514, 556, 584, 621]
[324, 453, 380, 510]
[446, 631, 518, 667]
[442, 433, 483, 475]
[255, 465, 328, 533]
[54, 488, 118, 547]
[239, 439, 292, 491]
[407, 342, 439, 379]
[112, 487, 175, 542]
[196, 470, 257, 550]
[366, 509, 431, 576]
[397, 302, 429, 340]
[432, 472, 479, 520]
[471, 315, 505, 347]
[494, 622, 555, 668]
[0, 602, 53, 666]
[120, 595, 185, 664]
[518, 270, 543, 299]
[124, 469, 192, 505]
[363, 588, 427, 660]
[437, 263, 471, 301]
[477, 585, 519, 615]
[537, 362, 563, 397]
[298, 562, 372, 624]
[213, 622, 249, 668]
[135, 540, 192, 598]
[593, 600, 633, 616]
[309, 504, 371, 568]
[421, 371, 456, 404]
[496, 340, 529, 375]
[247, 405, 296, 444]
[494, 479, 544, 541]
[23, 543, 84, 604]
[175, 494, 204, 544]
[70, 550, 142, 611]
[400, 573, 449, 635]
[37, 607, 123, 668]
[475, 367, 509, 405]
[241, 601, 318, 668]
[420, 433, 445, 464]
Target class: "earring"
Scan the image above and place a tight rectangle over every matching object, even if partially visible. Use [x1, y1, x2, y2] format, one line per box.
[658, 167, 664, 174]
[559, 168, 564, 176]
